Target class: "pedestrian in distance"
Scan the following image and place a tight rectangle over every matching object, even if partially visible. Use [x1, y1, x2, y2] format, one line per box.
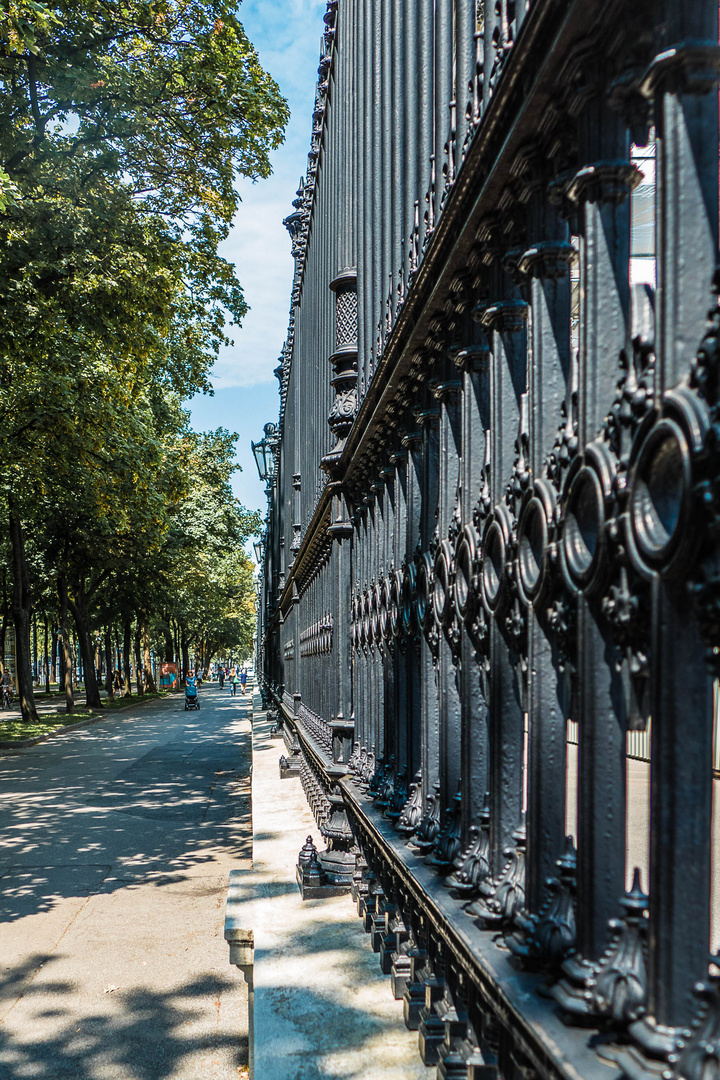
[1, 668, 12, 710]
[218, 668, 225, 689]
[230, 669, 238, 696]
[240, 668, 247, 695]
[184, 669, 200, 711]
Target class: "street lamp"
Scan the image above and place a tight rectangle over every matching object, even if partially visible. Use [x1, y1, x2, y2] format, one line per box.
[253, 538, 264, 564]
[251, 422, 279, 482]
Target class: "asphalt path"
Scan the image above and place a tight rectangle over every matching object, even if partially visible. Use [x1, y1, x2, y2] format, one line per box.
[0, 683, 252, 1079]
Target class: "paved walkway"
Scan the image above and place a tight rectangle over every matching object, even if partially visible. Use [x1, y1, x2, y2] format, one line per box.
[0, 684, 252, 1080]
[231, 698, 431, 1080]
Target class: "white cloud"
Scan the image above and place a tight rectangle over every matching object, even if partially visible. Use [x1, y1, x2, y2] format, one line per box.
[213, 185, 295, 389]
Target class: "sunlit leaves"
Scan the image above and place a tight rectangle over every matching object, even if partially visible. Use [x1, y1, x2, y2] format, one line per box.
[0, 0, 275, 656]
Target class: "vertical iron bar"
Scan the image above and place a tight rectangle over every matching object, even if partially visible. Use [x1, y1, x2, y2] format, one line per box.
[487, 306, 526, 873]
[524, 209, 572, 914]
[403, 0, 418, 283]
[455, 0, 474, 161]
[371, 0, 382, 382]
[391, 0, 404, 314]
[417, 0, 434, 253]
[572, 94, 632, 961]
[461, 344, 491, 827]
[644, 0, 719, 1028]
[434, 0, 453, 224]
[438, 386, 463, 812]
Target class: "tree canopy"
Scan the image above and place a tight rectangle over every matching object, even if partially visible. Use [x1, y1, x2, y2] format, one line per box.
[0, 0, 283, 718]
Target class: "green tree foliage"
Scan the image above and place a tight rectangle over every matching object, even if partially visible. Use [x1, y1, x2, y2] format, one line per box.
[0, 0, 283, 717]
[159, 429, 260, 671]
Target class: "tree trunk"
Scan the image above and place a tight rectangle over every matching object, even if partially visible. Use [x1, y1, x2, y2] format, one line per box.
[122, 618, 132, 697]
[205, 639, 220, 677]
[142, 618, 156, 692]
[134, 622, 144, 695]
[50, 620, 57, 685]
[0, 588, 7, 677]
[173, 619, 180, 665]
[57, 575, 74, 713]
[8, 504, 38, 723]
[43, 613, 50, 693]
[104, 627, 114, 701]
[180, 622, 189, 685]
[32, 608, 37, 683]
[67, 585, 103, 709]
[163, 615, 174, 663]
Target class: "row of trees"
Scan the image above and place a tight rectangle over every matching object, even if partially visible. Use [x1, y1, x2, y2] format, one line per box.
[0, 421, 259, 716]
[0, 0, 287, 719]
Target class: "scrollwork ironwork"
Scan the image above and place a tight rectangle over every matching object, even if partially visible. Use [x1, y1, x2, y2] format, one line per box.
[447, 797, 491, 898]
[552, 868, 648, 1027]
[397, 770, 424, 837]
[505, 835, 577, 968]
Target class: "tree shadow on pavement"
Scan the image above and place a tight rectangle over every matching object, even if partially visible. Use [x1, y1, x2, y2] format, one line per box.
[0, 959, 248, 1080]
[255, 980, 417, 1080]
[0, 961, 411, 1080]
[0, 691, 256, 1079]
[0, 729, 252, 924]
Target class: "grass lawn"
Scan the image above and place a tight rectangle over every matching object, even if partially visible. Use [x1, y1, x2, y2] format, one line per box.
[0, 690, 172, 744]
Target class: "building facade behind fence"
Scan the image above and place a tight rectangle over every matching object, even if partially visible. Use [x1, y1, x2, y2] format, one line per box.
[256, 1, 720, 1077]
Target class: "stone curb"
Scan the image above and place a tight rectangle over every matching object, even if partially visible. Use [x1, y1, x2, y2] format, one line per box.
[0, 692, 178, 751]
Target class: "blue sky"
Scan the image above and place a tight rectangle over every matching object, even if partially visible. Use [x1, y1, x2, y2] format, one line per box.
[188, 0, 326, 530]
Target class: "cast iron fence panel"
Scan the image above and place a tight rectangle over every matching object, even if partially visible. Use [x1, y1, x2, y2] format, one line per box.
[258, 0, 720, 1077]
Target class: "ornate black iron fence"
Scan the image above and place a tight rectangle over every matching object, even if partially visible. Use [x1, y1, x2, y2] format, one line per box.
[256, 0, 720, 1076]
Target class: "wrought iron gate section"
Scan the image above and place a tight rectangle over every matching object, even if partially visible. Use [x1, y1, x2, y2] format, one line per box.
[258, 0, 720, 1077]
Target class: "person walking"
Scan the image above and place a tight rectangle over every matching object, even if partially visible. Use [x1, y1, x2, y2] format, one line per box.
[230, 669, 238, 697]
[239, 668, 247, 695]
[2, 667, 13, 709]
[218, 667, 225, 689]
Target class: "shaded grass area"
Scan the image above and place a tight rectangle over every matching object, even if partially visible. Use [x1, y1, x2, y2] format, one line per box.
[0, 691, 174, 744]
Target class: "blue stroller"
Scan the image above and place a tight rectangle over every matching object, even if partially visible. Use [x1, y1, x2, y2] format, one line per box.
[185, 680, 200, 711]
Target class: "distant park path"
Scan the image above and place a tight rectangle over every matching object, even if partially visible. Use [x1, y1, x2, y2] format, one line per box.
[0, 684, 251, 1080]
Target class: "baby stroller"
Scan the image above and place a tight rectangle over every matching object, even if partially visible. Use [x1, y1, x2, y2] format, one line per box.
[185, 681, 200, 711]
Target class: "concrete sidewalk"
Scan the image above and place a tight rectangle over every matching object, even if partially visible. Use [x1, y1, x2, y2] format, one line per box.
[226, 695, 430, 1080]
[0, 684, 252, 1079]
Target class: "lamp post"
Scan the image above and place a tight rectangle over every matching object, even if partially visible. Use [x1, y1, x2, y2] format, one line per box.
[254, 576, 262, 678]
[251, 422, 280, 705]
